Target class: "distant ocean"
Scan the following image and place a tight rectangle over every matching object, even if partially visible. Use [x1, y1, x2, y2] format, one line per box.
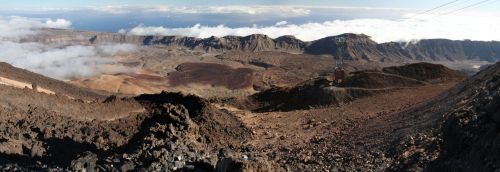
[0, 11, 307, 32]
[0, 8, 397, 33]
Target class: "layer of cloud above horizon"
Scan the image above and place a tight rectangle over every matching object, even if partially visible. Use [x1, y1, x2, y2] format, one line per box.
[0, 5, 408, 32]
[121, 11, 500, 43]
[0, 16, 71, 38]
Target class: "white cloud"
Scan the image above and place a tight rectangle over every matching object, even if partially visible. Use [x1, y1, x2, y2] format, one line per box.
[309, 5, 411, 11]
[0, 16, 40, 38]
[91, 5, 132, 14]
[275, 21, 288, 26]
[124, 11, 500, 43]
[203, 6, 310, 16]
[0, 42, 138, 79]
[0, 16, 71, 39]
[99, 43, 138, 55]
[0, 16, 138, 80]
[117, 28, 127, 34]
[45, 19, 72, 29]
[28, 5, 406, 16]
[86, 5, 311, 16]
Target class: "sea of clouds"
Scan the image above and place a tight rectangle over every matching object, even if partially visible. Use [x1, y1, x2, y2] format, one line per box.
[0, 16, 138, 80]
[122, 11, 500, 43]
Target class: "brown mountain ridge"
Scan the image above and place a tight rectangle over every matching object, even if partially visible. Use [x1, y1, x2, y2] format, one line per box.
[31, 29, 500, 63]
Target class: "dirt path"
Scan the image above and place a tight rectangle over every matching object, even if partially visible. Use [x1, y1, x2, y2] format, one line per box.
[0, 76, 55, 95]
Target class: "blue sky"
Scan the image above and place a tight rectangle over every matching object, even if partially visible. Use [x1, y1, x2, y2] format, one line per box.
[1, 0, 498, 10]
[2, 0, 428, 8]
[0, 0, 499, 42]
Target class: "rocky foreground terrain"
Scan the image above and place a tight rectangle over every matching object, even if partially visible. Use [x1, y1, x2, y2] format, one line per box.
[0, 63, 250, 171]
[0, 58, 499, 171]
[1, 29, 499, 171]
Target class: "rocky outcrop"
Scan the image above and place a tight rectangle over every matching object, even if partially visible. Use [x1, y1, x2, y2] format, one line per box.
[89, 33, 144, 45]
[274, 35, 308, 52]
[305, 34, 383, 61]
[0, 90, 254, 171]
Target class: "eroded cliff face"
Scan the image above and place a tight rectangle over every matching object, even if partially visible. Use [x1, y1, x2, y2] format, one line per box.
[402, 39, 500, 62]
[304, 34, 500, 62]
[139, 34, 307, 53]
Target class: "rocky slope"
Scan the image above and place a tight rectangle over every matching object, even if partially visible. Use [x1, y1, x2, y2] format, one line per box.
[344, 63, 466, 88]
[388, 62, 500, 171]
[0, 64, 259, 171]
[0, 62, 105, 101]
[1, 52, 498, 171]
[381, 62, 466, 83]
[0, 86, 261, 171]
[433, 63, 500, 171]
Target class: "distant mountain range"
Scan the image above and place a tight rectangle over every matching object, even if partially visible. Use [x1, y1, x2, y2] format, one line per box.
[305, 34, 500, 62]
[28, 29, 500, 62]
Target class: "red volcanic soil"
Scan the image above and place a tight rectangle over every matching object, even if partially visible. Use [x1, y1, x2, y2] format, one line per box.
[167, 62, 254, 90]
[128, 73, 166, 82]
